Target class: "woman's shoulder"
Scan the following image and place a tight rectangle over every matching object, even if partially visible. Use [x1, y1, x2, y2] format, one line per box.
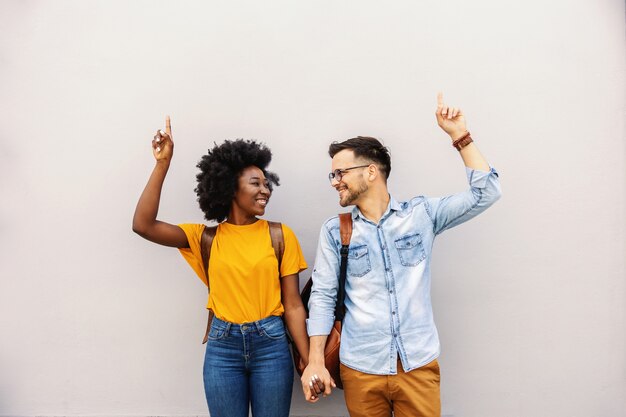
[267, 221, 303, 246]
[178, 223, 209, 243]
[179, 223, 207, 233]
[264, 219, 293, 233]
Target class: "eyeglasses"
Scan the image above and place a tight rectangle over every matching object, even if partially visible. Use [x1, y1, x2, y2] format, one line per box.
[328, 165, 370, 183]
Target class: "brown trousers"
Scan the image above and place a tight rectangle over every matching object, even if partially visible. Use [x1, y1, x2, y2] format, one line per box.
[340, 359, 441, 417]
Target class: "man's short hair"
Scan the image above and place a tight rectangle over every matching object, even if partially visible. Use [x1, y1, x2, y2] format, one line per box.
[328, 136, 391, 180]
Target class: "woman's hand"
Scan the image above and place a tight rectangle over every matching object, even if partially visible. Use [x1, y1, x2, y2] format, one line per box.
[435, 92, 467, 141]
[152, 115, 173, 162]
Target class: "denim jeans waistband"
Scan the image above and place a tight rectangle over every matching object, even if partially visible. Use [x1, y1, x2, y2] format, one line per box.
[211, 315, 283, 334]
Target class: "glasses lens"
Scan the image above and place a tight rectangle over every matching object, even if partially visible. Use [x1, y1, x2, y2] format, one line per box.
[329, 169, 342, 182]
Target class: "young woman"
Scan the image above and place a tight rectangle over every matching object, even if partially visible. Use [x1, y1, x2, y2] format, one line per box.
[132, 116, 309, 417]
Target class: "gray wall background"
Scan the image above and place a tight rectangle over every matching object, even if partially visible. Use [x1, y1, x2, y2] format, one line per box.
[0, 1, 624, 416]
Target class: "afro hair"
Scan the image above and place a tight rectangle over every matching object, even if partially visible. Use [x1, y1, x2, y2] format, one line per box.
[195, 139, 279, 222]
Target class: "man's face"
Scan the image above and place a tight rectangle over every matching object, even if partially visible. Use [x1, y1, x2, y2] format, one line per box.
[330, 150, 369, 207]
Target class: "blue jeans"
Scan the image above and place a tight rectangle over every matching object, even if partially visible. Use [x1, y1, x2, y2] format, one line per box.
[203, 315, 294, 417]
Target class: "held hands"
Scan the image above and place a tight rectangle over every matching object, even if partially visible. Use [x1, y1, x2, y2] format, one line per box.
[435, 93, 467, 141]
[301, 364, 335, 403]
[152, 115, 173, 162]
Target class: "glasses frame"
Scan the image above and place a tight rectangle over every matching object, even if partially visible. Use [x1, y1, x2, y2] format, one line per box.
[328, 164, 371, 183]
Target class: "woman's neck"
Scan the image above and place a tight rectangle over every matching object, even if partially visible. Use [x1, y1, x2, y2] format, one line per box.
[225, 212, 259, 225]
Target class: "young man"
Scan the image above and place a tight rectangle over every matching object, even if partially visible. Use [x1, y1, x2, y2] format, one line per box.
[301, 93, 501, 417]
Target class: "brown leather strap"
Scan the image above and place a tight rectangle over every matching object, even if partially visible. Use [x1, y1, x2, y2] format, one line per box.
[268, 221, 292, 345]
[200, 225, 217, 344]
[267, 221, 285, 273]
[336, 213, 353, 321]
[339, 213, 353, 246]
[200, 225, 218, 288]
[453, 132, 473, 151]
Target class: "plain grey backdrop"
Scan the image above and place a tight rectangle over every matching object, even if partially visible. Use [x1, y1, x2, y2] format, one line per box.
[0, 1, 624, 416]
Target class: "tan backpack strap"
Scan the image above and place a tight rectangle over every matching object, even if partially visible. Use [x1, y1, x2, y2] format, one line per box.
[338, 213, 353, 246]
[200, 225, 218, 344]
[267, 221, 285, 275]
[201, 225, 218, 288]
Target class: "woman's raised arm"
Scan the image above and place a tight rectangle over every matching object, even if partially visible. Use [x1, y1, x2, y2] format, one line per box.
[132, 116, 189, 248]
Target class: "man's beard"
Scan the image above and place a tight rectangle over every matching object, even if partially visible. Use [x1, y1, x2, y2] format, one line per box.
[339, 180, 368, 207]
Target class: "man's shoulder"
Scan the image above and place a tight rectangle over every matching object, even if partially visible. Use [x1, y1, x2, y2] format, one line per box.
[322, 207, 356, 226]
[320, 212, 352, 231]
[391, 195, 430, 216]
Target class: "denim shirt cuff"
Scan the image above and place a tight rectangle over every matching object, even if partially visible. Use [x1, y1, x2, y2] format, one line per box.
[306, 317, 335, 336]
[466, 166, 498, 189]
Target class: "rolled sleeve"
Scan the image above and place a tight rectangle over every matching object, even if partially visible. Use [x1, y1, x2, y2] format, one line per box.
[467, 166, 498, 188]
[468, 166, 501, 203]
[306, 315, 335, 336]
[306, 219, 341, 336]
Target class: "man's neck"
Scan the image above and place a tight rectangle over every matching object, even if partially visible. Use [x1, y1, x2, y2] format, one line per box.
[356, 191, 391, 224]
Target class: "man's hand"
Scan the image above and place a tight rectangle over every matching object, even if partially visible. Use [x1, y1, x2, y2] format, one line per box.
[435, 93, 467, 141]
[301, 363, 335, 403]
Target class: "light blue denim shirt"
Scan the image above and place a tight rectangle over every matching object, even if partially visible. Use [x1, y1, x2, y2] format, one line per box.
[307, 167, 501, 375]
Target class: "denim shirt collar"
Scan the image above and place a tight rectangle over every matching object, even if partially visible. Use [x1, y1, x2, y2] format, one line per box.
[352, 194, 402, 225]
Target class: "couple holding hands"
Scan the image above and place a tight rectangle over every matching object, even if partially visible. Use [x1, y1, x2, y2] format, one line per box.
[132, 94, 501, 417]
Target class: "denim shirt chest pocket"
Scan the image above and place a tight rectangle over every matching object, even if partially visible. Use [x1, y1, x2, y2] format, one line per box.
[347, 244, 371, 277]
[394, 233, 426, 266]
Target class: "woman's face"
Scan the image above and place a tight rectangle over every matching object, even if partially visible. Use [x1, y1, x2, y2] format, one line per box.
[231, 166, 271, 219]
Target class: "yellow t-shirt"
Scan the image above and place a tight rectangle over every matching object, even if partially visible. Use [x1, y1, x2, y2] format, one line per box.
[178, 220, 307, 324]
